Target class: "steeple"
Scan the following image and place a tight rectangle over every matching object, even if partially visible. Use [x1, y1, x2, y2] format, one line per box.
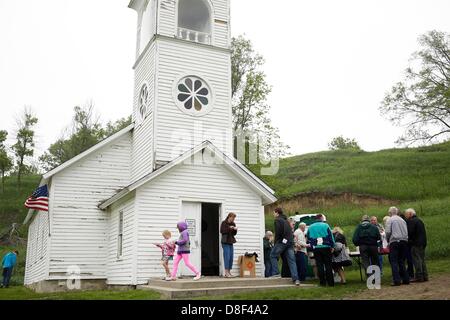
[128, 0, 232, 181]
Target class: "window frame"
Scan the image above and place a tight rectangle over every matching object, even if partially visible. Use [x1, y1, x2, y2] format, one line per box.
[175, 0, 215, 45]
[172, 73, 215, 117]
[137, 81, 151, 125]
[117, 210, 124, 260]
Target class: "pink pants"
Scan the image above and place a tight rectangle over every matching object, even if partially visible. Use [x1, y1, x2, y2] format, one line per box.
[171, 253, 199, 278]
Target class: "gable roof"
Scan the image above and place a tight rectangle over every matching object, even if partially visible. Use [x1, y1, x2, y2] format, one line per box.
[23, 124, 135, 225]
[99, 141, 277, 209]
[42, 124, 134, 180]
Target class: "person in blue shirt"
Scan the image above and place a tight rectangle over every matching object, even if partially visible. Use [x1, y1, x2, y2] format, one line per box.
[1, 250, 19, 288]
[306, 215, 335, 286]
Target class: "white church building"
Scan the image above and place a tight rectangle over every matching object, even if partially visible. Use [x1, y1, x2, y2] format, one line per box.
[24, 0, 277, 291]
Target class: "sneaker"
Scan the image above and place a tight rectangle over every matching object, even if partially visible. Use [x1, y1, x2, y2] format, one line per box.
[193, 273, 201, 281]
[164, 277, 172, 281]
[270, 274, 281, 279]
[295, 280, 300, 286]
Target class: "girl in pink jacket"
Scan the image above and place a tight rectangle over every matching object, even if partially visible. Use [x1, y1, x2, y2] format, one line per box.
[154, 230, 176, 280]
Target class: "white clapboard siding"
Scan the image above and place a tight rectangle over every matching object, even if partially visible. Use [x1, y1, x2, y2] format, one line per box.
[24, 212, 49, 285]
[132, 41, 156, 181]
[135, 156, 264, 283]
[106, 196, 136, 285]
[155, 37, 232, 162]
[48, 133, 132, 279]
[158, 0, 230, 49]
[133, 41, 156, 123]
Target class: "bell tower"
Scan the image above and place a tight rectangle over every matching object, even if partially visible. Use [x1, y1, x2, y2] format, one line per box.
[128, 0, 232, 182]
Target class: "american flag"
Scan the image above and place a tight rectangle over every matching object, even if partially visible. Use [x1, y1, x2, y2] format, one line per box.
[24, 185, 49, 212]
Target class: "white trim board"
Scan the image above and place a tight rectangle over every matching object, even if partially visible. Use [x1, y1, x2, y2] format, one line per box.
[99, 141, 277, 210]
[42, 124, 134, 180]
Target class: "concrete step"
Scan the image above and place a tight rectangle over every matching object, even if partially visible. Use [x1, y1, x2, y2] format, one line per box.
[145, 277, 295, 289]
[138, 282, 315, 299]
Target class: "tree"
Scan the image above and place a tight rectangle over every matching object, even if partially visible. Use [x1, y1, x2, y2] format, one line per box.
[0, 130, 13, 193]
[231, 35, 289, 161]
[39, 102, 132, 172]
[328, 136, 362, 151]
[380, 30, 450, 145]
[12, 108, 38, 189]
[102, 116, 132, 138]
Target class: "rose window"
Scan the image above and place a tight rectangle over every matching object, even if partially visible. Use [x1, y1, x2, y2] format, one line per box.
[175, 76, 212, 116]
[138, 84, 149, 121]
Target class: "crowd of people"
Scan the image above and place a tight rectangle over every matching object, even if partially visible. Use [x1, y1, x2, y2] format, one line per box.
[0, 206, 428, 289]
[263, 206, 429, 287]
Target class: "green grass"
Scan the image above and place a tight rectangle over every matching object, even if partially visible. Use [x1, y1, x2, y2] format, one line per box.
[254, 141, 450, 200]
[0, 286, 161, 300]
[1, 259, 448, 300]
[0, 174, 41, 234]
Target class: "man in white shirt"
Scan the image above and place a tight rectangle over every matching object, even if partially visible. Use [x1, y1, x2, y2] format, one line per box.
[294, 223, 308, 281]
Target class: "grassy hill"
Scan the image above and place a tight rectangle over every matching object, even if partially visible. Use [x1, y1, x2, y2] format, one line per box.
[255, 141, 450, 259]
[260, 141, 450, 201]
[0, 175, 41, 233]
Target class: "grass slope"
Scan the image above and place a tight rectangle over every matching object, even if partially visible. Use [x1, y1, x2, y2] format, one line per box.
[258, 141, 450, 200]
[0, 175, 41, 233]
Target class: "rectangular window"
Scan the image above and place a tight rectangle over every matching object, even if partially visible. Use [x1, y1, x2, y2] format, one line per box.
[117, 210, 124, 259]
[40, 227, 45, 259]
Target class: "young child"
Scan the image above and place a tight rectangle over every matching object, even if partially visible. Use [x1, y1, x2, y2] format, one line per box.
[169, 221, 201, 281]
[154, 230, 176, 280]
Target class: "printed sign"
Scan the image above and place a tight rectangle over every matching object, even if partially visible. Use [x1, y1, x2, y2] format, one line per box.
[186, 219, 196, 236]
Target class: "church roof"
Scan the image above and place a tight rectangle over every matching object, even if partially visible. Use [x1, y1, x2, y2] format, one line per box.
[42, 124, 134, 180]
[23, 124, 134, 225]
[98, 141, 277, 209]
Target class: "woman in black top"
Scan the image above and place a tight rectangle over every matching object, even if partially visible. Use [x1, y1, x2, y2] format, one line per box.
[220, 213, 238, 278]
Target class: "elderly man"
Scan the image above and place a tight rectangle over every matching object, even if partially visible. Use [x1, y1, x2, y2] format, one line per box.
[353, 215, 381, 278]
[294, 223, 308, 281]
[386, 207, 410, 286]
[263, 231, 274, 278]
[405, 208, 428, 282]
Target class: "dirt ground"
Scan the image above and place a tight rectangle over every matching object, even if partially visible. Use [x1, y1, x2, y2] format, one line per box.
[347, 274, 450, 300]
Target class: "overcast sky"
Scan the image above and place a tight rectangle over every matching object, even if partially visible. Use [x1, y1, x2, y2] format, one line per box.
[1, 0, 449, 158]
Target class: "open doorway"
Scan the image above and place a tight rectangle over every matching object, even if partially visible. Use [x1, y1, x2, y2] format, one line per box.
[201, 203, 220, 276]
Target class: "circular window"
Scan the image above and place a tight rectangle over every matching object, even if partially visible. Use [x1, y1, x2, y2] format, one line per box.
[138, 83, 149, 121]
[174, 75, 213, 116]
